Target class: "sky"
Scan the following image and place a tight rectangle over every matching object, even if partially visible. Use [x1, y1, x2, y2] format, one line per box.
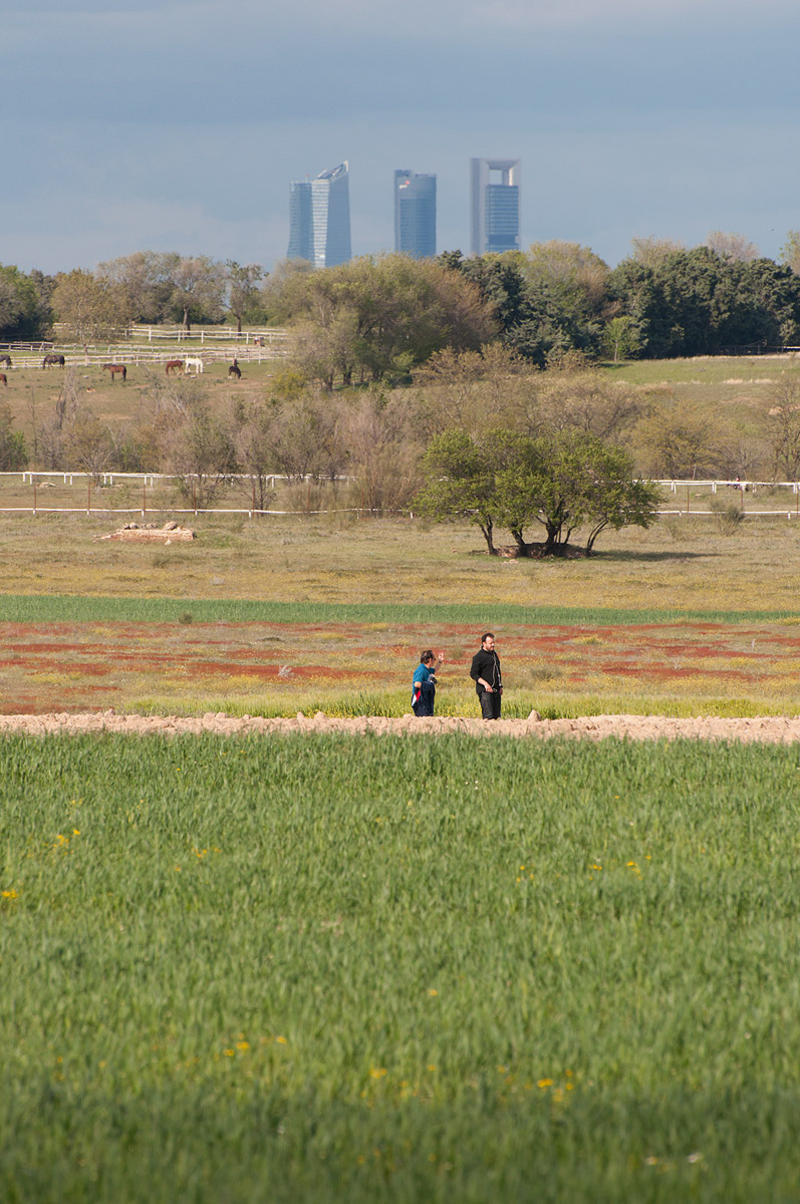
[3, 0, 800, 275]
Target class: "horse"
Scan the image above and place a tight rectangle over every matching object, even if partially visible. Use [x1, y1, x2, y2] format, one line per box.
[165, 359, 184, 376]
[228, 359, 241, 379]
[0, 354, 11, 368]
[42, 353, 65, 368]
[103, 363, 127, 383]
[184, 356, 204, 375]
[0, 373, 6, 386]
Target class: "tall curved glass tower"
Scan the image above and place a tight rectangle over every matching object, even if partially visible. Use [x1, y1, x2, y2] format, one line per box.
[288, 162, 351, 269]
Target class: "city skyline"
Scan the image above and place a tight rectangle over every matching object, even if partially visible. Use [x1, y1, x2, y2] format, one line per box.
[3, 1, 800, 275]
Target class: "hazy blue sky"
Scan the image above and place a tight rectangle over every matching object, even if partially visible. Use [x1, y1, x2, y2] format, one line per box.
[3, 0, 799, 274]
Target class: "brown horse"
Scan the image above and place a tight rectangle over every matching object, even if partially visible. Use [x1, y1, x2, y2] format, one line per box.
[228, 358, 241, 379]
[42, 353, 65, 368]
[103, 363, 127, 383]
[165, 359, 184, 376]
[0, 354, 11, 368]
[0, 373, 6, 386]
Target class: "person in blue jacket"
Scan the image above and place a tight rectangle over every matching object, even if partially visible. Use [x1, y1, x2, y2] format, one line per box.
[411, 649, 443, 716]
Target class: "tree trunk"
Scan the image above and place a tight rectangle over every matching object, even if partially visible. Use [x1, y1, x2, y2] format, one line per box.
[479, 520, 497, 555]
[510, 527, 527, 552]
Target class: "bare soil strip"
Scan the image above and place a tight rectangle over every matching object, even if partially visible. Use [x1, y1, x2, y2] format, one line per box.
[2, 711, 800, 743]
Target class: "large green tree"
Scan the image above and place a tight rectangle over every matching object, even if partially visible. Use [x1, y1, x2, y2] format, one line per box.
[225, 261, 266, 332]
[268, 255, 497, 388]
[0, 264, 50, 340]
[51, 270, 133, 341]
[96, 252, 228, 329]
[437, 243, 611, 366]
[416, 428, 659, 556]
[609, 246, 800, 357]
[167, 256, 226, 331]
[414, 429, 499, 552]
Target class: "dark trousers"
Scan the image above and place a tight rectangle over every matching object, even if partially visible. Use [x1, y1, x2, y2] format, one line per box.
[413, 682, 435, 717]
[478, 689, 501, 720]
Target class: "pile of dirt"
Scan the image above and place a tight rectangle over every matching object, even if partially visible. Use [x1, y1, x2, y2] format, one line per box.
[1, 711, 800, 743]
[103, 521, 196, 543]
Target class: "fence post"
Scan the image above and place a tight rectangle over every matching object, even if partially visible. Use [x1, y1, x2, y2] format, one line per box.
[32, 478, 37, 517]
[142, 481, 146, 518]
[87, 478, 92, 515]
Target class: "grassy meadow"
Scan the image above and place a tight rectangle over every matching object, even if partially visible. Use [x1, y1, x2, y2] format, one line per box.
[3, 732, 800, 1202]
[0, 504, 800, 716]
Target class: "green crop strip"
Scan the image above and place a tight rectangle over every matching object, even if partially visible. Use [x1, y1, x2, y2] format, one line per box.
[1, 593, 799, 627]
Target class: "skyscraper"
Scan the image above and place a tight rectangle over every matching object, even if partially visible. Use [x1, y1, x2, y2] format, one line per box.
[470, 158, 521, 255]
[287, 162, 352, 269]
[394, 170, 436, 259]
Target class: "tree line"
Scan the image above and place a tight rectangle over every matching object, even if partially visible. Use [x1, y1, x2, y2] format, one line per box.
[5, 231, 800, 370]
[0, 254, 266, 343]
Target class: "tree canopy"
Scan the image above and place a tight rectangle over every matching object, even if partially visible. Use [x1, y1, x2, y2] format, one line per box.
[266, 254, 497, 388]
[0, 264, 51, 341]
[415, 427, 660, 555]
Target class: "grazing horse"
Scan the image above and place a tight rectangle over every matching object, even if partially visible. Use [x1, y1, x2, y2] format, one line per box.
[0, 354, 11, 368]
[42, 353, 65, 368]
[0, 373, 6, 386]
[165, 359, 184, 375]
[103, 363, 127, 383]
[228, 358, 241, 379]
[184, 356, 204, 375]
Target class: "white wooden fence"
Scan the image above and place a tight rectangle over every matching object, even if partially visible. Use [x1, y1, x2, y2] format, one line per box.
[0, 475, 800, 520]
[0, 327, 292, 370]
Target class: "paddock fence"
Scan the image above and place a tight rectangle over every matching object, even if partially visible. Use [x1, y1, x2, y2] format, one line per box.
[0, 327, 293, 370]
[0, 474, 800, 521]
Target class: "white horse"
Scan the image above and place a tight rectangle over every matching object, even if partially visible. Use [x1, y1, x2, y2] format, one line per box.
[184, 356, 204, 375]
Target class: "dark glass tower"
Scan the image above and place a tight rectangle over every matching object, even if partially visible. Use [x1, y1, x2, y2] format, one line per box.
[394, 170, 437, 259]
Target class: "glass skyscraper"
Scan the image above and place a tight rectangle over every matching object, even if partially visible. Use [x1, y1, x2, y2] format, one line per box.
[287, 162, 352, 269]
[470, 158, 521, 255]
[394, 170, 436, 259]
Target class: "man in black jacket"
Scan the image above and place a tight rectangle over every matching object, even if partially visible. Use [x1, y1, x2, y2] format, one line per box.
[470, 632, 502, 720]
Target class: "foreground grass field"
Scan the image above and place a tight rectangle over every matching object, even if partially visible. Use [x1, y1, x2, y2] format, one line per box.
[2, 732, 799, 1202]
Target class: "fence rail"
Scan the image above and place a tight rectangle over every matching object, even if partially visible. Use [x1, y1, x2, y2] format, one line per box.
[0, 475, 799, 520]
[0, 325, 293, 369]
[49, 323, 290, 345]
[1, 346, 291, 371]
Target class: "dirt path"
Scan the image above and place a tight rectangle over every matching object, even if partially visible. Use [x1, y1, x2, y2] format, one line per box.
[1, 711, 800, 743]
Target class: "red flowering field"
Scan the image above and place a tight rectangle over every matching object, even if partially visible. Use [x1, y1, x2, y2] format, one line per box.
[1, 617, 798, 714]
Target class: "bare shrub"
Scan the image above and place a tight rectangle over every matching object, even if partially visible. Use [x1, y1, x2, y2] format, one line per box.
[340, 393, 423, 512]
[710, 497, 744, 535]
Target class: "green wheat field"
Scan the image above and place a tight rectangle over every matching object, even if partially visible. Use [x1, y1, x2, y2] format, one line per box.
[2, 732, 800, 1202]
